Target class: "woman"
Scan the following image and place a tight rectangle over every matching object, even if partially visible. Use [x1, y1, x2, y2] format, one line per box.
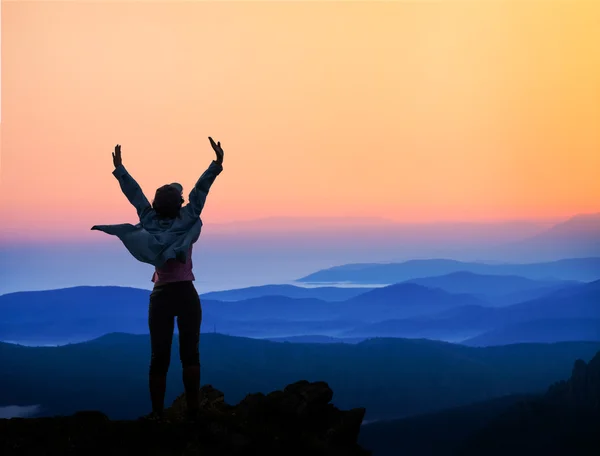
[92, 138, 224, 421]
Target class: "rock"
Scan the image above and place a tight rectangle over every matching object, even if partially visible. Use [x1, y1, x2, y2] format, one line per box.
[168, 384, 231, 422]
[326, 407, 366, 445]
[284, 380, 334, 406]
[0, 380, 371, 456]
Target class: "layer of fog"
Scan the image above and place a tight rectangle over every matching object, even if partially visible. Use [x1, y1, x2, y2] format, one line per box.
[0, 405, 41, 419]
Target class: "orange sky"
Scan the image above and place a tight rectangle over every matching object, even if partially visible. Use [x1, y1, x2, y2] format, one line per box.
[1, 0, 599, 240]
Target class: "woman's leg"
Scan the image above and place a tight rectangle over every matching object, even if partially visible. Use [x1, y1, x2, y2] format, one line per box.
[176, 282, 202, 415]
[148, 285, 176, 416]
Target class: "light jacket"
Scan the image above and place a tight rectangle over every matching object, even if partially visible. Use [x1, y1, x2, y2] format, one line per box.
[91, 160, 223, 268]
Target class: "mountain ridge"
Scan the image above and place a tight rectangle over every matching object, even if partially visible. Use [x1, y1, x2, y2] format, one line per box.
[297, 257, 600, 284]
[2, 332, 600, 422]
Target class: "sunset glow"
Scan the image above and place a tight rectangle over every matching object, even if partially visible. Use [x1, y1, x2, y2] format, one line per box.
[1, 0, 599, 242]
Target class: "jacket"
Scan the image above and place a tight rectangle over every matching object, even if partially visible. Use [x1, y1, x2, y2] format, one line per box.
[91, 160, 223, 268]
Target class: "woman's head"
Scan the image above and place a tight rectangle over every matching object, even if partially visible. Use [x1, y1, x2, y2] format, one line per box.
[152, 183, 184, 219]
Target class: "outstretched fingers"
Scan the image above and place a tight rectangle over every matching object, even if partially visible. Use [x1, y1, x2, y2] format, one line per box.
[112, 144, 123, 168]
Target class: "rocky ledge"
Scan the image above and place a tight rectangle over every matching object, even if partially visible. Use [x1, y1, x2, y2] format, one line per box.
[0, 380, 370, 456]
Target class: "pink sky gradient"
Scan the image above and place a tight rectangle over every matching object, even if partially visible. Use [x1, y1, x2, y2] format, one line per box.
[0, 0, 599, 244]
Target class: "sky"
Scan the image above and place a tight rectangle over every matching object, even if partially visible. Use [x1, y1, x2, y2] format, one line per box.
[0, 0, 599, 245]
[0, 1, 598, 294]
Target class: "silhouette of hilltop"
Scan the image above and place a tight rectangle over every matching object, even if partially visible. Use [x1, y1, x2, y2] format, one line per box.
[297, 257, 600, 284]
[0, 380, 369, 456]
[458, 349, 600, 455]
[504, 213, 600, 261]
[359, 349, 600, 455]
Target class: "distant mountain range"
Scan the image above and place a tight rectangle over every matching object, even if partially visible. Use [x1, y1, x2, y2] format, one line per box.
[341, 283, 487, 320]
[200, 272, 575, 306]
[297, 257, 600, 284]
[462, 318, 600, 347]
[200, 284, 374, 302]
[230, 212, 599, 265]
[2, 213, 597, 296]
[403, 272, 578, 305]
[0, 286, 151, 345]
[1, 273, 597, 346]
[342, 279, 600, 342]
[0, 283, 489, 343]
[500, 212, 600, 261]
[265, 335, 366, 344]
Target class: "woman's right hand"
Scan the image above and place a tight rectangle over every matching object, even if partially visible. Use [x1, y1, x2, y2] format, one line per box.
[113, 144, 123, 168]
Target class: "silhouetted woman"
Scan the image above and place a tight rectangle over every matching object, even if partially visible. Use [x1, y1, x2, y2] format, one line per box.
[91, 138, 224, 421]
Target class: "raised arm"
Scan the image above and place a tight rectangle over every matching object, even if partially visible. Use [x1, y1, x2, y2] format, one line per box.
[181, 137, 224, 220]
[111, 144, 154, 222]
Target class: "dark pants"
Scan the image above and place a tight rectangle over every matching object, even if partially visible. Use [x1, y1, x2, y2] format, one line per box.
[148, 281, 202, 376]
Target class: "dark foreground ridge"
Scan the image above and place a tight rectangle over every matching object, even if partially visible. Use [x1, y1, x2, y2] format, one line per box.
[458, 350, 600, 456]
[0, 380, 370, 456]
